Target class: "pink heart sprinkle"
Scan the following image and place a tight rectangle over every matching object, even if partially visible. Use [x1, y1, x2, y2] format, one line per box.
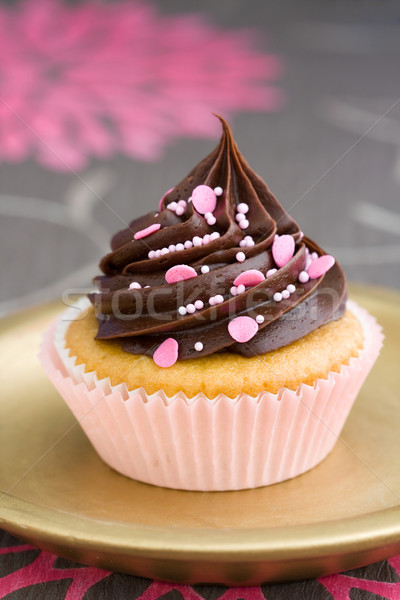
[228, 316, 258, 343]
[153, 338, 179, 368]
[233, 269, 265, 288]
[308, 255, 335, 279]
[272, 234, 295, 268]
[158, 187, 174, 212]
[191, 185, 217, 215]
[134, 223, 161, 240]
[165, 264, 197, 284]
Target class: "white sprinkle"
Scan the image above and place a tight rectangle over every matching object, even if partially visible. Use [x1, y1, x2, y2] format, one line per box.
[175, 243, 185, 252]
[237, 284, 246, 294]
[188, 196, 192, 202]
[175, 206, 185, 216]
[210, 231, 220, 240]
[215, 294, 224, 304]
[201, 265, 210, 274]
[168, 244, 176, 253]
[178, 306, 187, 315]
[129, 281, 141, 289]
[209, 296, 216, 306]
[274, 234, 279, 240]
[155, 249, 162, 258]
[193, 236, 203, 247]
[239, 240, 247, 247]
[154, 213, 159, 217]
[205, 212, 213, 219]
[274, 292, 283, 302]
[214, 187, 223, 196]
[236, 213, 246, 222]
[236, 251, 246, 262]
[167, 202, 177, 211]
[298, 271, 310, 283]
[247, 239, 255, 247]
[145, 285, 150, 288]
[256, 315, 265, 324]
[237, 203, 249, 214]
[299, 231, 304, 240]
[195, 341, 204, 351]
[282, 290, 290, 299]
[186, 303, 196, 314]
[206, 215, 216, 226]
[148, 250, 156, 259]
[266, 268, 277, 277]
[230, 286, 238, 296]
[239, 219, 249, 229]
[203, 234, 211, 245]
[160, 247, 169, 255]
[178, 200, 187, 208]
[195, 300, 204, 310]
[287, 284, 296, 294]
[184, 240, 193, 249]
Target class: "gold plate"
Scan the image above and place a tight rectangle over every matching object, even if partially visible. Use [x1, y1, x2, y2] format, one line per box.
[0, 284, 399, 585]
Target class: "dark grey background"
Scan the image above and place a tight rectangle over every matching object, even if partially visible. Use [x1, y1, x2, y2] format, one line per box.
[1, 0, 400, 318]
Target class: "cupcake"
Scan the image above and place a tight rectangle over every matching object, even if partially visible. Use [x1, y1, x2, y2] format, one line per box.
[40, 117, 383, 491]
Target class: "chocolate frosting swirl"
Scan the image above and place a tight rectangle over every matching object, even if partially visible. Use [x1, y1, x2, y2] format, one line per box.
[90, 117, 347, 360]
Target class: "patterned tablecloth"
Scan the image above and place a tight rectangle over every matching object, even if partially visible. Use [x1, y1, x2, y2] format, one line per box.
[1, 0, 400, 598]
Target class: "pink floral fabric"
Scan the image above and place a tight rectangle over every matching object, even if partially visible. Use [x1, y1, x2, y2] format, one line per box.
[0, 533, 399, 599]
[0, 0, 283, 171]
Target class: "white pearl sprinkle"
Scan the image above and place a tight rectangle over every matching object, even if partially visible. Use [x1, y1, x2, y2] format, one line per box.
[195, 341, 204, 351]
[236, 213, 246, 222]
[311, 252, 318, 261]
[282, 290, 290, 299]
[266, 268, 277, 277]
[160, 247, 169, 255]
[201, 265, 210, 274]
[299, 231, 304, 240]
[237, 284, 246, 294]
[175, 206, 185, 216]
[193, 236, 203, 246]
[167, 202, 177, 211]
[206, 215, 216, 226]
[247, 239, 255, 247]
[129, 282, 141, 289]
[145, 285, 150, 288]
[298, 271, 310, 283]
[287, 284, 296, 294]
[184, 240, 193, 249]
[210, 231, 220, 240]
[168, 244, 176, 252]
[230, 286, 238, 296]
[155, 250, 162, 258]
[148, 250, 155, 259]
[188, 196, 192, 202]
[195, 300, 204, 310]
[236, 251, 246, 262]
[186, 303, 196, 314]
[178, 306, 187, 315]
[239, 219, 249, 229]
[203, 234, 211, 245]
[178, 200, 187, 208]
[237, 203, 249, 214]
[175, 243, 185, 252]
[215, 294, 224, 304]
[205, 212, 213, 219]
[274, 292, 283, 302]
[214, 187, 223, 196]
[256, 315, 265, 324]
[239, 240, 246, 247]
[209, 296, 216, 306]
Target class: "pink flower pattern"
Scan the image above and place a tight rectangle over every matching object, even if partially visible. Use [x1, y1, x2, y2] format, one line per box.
[0, 0, 284, 171]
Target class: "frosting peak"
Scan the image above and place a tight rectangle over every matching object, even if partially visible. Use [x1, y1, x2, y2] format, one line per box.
[90, 117, 346, 365]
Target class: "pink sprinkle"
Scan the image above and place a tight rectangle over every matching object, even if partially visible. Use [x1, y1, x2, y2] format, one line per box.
[192, 185, 217, 215]
[195, 300, 204, 310]
[168, 244, 176, 253]
[266, 268, 277, 277]
[236, 213, 246, 223]
[287, 284, 296, 294]
[193, 236, 203, 247]
[237, 203, 249, 214]
[184, 240, 193, 249]
[274, 292, 283, 302]
[159, 188, 174, 211]
[209, 296, 216, 306]
[236, 252, 246, 262]
[234, 269, 265, 288]
[299, 231, 304, 240]
[206, 215, 216, 226]
[298, 271, 309, 283]
[210, 232, 220, 240]
[167, 201, 177, 211]
[134, 223, 161, 240]
[153, 338, 179, 368]
[237, 284, 246, 294]
[228, 316, 258, 343]
[175, 206, 185, 216]
[282, 290, 290, 299]
[165, 264, 197, 284]
[230, 286, 238, 296]
[160, 247, 169, 255]
[239, 219, 249, 229]
[272, 234, 295, 267]
[215, 294, 224, 304]
[178, 200, 187, 208]
[308, 255, 335, 279]
[176, 243, 185, 252]
[203, 234, 211, 245]
[186, 303, 196, 314]
[148, 250, 156, 259]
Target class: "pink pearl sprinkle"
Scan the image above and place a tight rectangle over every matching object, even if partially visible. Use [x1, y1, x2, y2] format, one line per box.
[194, 341, 204, 351]
[153, 338, 179, 368]
[148, 250, 156, 259]
[178, 200, 187, 208]
[129, 281, 141, 289]
[186, 303, 196, 314]
[287, 284, 296, 294]
[159, 187, 174, 212]
[298, 271, 310, 283]
[308, 255, 335, 279]
[266, 268, 277, 277]
[274, 292, 283, 302]
[155, 250, 162, 258]
[228, 316, 258, 343]
[168, 244, 176, 253]
[134, 223, 161, 240]
[175, 243, 184, 252]
[175, 206, 185, 216]
[167, 201, 177, 211]
[209, 296, 216, 306]
[193, 236, 203, 247]
[195, 300, 204, 310]
[282, 290, 290, 299]
[272, 234, 295, 268]
[184, 240, 193, 249]
[234, 269, 265, 288]
[215, 294, 224, 304]
[192, 185, 217, 215]
[236, 252, 246, 262]
[206, 215, 216, 226]
[210, 232, 220, 240]
[237, 203, 249, 214]
[236, 213, 246, 222]
[230, 286, 238, 296]
[160, 247, 169, 255]
[239, 219, 249, 229]
[237, 284, 246, 294]
[203, 234, 211, 245]
[165, 264, 197, 284]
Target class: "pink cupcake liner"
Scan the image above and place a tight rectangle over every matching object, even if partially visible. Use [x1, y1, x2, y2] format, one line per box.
[39, 300, 383, 491]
